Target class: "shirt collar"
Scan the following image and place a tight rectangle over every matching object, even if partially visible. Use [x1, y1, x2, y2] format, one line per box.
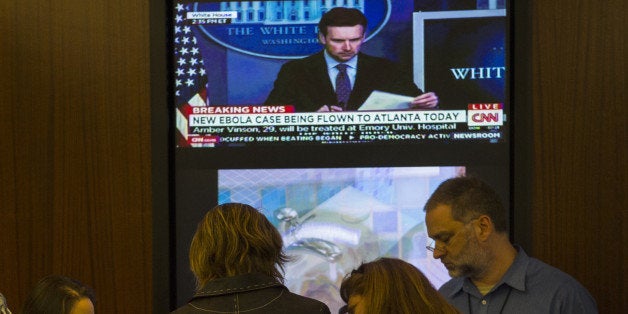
[499, 245, 529, 292]
[323, 50, 358, 70]
[447, 245, 530, 298]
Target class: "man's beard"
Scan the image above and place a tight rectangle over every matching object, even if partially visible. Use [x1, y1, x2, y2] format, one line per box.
[445, 233, 491, 279]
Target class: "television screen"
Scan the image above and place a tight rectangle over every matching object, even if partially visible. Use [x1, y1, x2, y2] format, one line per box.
[174, 164, 511, 311]
[172, 1, 508, 147]
[219, 166, 458, 312]
[170, 0, 513, 311]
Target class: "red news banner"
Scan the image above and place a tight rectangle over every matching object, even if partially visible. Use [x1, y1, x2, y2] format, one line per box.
[186, 105, 295, 115]
[179, 105, 504, 147]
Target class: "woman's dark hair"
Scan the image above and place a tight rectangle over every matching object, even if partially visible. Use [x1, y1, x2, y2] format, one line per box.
[21, 275, 95, 314]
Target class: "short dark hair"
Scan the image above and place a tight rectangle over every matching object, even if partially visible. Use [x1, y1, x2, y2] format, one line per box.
[318, 7, 367, 36]
[21, 275, 95, 314]
[424, 176, 509, 233]
[189, 203, 289, 289]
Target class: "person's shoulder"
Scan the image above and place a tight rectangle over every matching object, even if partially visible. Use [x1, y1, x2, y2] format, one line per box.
[524, 256, 596, 299]
[358, 53, 399, 66]
[523, 257, 598, 311]
[282, 289, 329, 306]
[526, 256, 584, 285]
[357, 53, 408, 76]
[281, 51, 324, 68]
[281, 290, 331, 313]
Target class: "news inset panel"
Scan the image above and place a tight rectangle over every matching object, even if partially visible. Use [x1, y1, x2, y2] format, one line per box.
[172, 1, 508, 147]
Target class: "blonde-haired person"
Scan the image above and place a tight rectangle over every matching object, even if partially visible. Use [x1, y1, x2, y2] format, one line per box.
[172, 203, 330, 314]
[339, 257, 458, 314]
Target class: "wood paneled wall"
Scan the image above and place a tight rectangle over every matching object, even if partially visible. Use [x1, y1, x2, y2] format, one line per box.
[0, 0, 625, 313]
[0, 0, 152, 313]
[530, 1, 626, 313]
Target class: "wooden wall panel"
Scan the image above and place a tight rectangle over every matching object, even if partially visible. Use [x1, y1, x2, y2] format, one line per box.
[0, 0, 152, 313]
[531, 0, 626, 313]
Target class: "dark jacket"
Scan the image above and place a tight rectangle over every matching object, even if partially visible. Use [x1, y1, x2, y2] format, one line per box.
[264, 51, 422, 112]
[171, 273, 330, 314]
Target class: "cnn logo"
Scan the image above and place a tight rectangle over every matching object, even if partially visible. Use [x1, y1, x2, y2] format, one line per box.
[467, 110, 503, 126]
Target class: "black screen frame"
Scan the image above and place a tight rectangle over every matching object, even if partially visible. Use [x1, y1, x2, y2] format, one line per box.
[151, 0, 533, 311]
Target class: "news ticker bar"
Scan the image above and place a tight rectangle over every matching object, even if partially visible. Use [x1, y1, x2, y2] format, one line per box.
[179, 110, 505, 146]
[186, 108, 504, 126]
[188, 110, 466, 127]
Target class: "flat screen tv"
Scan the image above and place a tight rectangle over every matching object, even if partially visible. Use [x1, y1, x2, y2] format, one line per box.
[172, 1, 508, 147]
[169, 0, 512, 311]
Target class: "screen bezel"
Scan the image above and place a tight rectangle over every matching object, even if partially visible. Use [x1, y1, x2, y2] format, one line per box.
[151, 0, 532, 311]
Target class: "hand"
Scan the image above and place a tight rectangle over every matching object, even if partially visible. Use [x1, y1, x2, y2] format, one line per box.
[410, 92, 439, 109]
[317, 105, 344, 112]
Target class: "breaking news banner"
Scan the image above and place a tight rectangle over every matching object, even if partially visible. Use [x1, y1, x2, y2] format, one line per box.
[177, 105, 505, 147]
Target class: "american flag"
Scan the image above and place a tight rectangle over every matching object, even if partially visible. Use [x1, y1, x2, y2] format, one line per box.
[174, 2, 209, 147]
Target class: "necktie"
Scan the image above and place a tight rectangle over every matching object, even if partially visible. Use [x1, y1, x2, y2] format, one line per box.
[335, 63, 351, 109]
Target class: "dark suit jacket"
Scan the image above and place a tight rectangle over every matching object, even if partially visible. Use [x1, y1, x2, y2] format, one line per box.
[264, 51, 422, 112]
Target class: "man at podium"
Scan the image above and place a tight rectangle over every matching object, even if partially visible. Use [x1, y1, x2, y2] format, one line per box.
[264, 7, 439, 112]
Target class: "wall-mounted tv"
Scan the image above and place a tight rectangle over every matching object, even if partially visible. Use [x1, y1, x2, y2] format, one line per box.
[172, 1, 508, 147]
[169, 0, 513, 311]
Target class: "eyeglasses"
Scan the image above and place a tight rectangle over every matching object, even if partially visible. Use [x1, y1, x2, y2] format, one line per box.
[426, 240, 443, 253]
[426, 218, 479, 253]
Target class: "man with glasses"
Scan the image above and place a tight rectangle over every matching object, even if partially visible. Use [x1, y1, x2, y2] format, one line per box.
[423, 177, 597, 313]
